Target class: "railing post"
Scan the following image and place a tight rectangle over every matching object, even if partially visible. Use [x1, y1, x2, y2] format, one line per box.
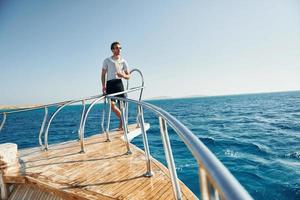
[159, 117, 182, 200]
[79, 101, 89, 154]
[120, 101, 132, 154]
[79, 124, 85, 153]
[136, 107, 140, 128]
[138, 105, 153, 177]
[125, 100, 129, 127]
[214, 189, 220, 200]
[101, 98, 110, 142]
[101, 98, 106, 133]
[44, 106, 61, 151]
[44, 101, 75, 151]
[80, 97, 104, 153]
[78, 100, 86, 141]
[38, 107, 48, 147]
[199, 165, 210, 200]
[0, 113, 7, 132]
[106, 99, 112, 135]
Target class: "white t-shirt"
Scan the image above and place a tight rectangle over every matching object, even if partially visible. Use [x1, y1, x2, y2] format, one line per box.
[102, 57, 129, 81]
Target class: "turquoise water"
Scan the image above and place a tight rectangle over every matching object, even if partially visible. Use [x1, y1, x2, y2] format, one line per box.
[1, 91, 299, 199]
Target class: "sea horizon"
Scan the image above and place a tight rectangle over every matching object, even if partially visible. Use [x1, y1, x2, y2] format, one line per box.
[1, 89, 299, 110]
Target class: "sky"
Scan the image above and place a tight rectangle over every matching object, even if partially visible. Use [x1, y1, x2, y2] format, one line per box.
[0, 0, 299, 105]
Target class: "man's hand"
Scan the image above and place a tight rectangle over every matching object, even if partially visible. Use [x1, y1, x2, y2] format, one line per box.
[116, 71, 130, 80]
[102, 86, 106, 94]
[116, 71, 124, 78]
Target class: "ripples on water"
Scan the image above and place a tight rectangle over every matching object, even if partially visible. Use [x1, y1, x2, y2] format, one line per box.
[1, 91, 299, 200]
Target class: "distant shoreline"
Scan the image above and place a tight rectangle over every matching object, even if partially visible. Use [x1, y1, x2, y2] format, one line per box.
[0, 104, 42, 111]
[146, 95, 205, 101]
[146, 89, 300, 101]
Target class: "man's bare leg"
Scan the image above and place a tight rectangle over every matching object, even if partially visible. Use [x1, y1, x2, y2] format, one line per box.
[111, 101, 123, 130]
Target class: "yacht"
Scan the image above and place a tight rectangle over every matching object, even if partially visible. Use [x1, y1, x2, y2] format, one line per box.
[0, 69, 253, 200]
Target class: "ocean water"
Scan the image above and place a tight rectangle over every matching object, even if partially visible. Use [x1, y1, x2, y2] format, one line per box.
[0, 91, 299, 200]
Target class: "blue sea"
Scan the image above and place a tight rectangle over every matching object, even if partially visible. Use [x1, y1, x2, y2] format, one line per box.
[1, 91, 299, 200]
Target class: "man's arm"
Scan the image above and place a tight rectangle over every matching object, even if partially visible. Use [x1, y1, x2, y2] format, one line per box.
[120, 60, 130, 80]
[101, 69, 107, 94]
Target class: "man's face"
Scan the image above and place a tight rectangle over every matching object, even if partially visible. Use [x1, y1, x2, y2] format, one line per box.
[112, 44, 122, 56]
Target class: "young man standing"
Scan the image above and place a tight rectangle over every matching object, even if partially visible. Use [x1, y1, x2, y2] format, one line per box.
[101, 41, 130, 130]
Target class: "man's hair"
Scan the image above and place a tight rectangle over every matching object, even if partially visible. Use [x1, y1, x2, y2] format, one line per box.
[111, 41, 120, 50]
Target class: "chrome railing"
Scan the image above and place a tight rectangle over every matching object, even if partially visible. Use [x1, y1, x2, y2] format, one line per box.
[0, 68, 253, 200]
[0, 86, 143, 150]
[105, 96, 253, 200]
[0, 68, 145, 151]
[0, 94, 100, 140]
[78, 86, 143, 153]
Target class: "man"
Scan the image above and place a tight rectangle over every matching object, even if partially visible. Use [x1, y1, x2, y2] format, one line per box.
[101, 41, 130, 130]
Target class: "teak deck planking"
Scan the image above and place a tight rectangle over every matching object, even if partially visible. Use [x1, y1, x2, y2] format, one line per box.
[3, 124, 197, 200]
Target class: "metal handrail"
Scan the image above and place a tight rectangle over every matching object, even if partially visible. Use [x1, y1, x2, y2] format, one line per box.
[79, 86, 145, 153]
[107, 96, 253, 200]
[159, 116, 182, 199]
[43, 86, 144, 151]
[0, 87, 144, 150]
[0, 67, 145, 149]
[0, 95, 103, 142]
[0, 67, 253, 200]
[0, 94, 101, 115]
[126, 68, 145, 101]
[126, 68, 145, 127]
[78, 100, 86, 141]
[38, 107, 48, 146]
[44, 99, 80, 150]
[80, 96, 105, 153]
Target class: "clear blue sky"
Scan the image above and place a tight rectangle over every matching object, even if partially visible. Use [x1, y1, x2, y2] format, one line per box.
[1, 0, 299, 105]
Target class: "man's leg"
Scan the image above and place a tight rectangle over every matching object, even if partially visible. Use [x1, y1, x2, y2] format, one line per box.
[111, 101, 123, 129]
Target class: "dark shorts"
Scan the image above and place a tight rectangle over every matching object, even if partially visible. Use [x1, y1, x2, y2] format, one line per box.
[106, 79, 125, 101]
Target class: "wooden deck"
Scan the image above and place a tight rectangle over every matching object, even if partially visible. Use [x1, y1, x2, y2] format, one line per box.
[3, 124, 197, 200]
[8, 184, 63, 200]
